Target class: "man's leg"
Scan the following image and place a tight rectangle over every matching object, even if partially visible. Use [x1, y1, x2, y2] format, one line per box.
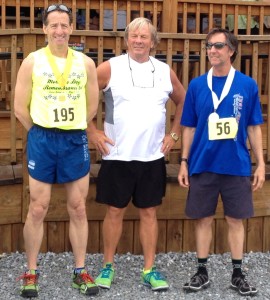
[195, 216, 214, 258]
[65, 174, 90, 268]
[139, 207, 158, 270]
[226, 216, 244, 259]
[20, 176, 51, 298]
[102, 205, 126, 263]
[226, 216, 257, 296]
[94, 205, 126, 289]
[24, 176, 52, 270]
[139, 207, 169, 291]
[184, 216, 213, 291]
[66, 173, 99, 296]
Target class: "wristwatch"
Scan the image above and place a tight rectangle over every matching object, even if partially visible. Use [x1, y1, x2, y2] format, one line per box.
[170, 132, 179, 142]
[180, 158, 188, 164]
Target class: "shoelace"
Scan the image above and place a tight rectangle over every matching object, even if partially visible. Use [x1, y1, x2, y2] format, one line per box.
[17, 273, 38, 285]
[79, 272, 95, 284]
[145, 270, 165, 281]
[233, 274, 249, 286]
[190, 272, 208, 285]
[101, 267, 113, 279]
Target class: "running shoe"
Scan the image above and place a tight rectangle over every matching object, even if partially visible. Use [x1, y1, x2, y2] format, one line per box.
[141, 266, 169, 291]
[19, 269, 39, 298]
[183, 271, 210, 291]
[95, 263, 115, 289]
[72, 269, 99, 295]
[231, 273, 257, 296]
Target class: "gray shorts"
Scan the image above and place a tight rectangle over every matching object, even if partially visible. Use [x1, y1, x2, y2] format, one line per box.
[185, 172, 254, 219]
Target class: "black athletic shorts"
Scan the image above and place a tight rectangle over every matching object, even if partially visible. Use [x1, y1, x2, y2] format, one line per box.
[96, 157, 166, 208]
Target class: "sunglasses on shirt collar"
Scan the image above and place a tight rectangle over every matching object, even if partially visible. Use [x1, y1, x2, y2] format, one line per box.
[45, 4, 71, 14]
[205, 42, 228, 50]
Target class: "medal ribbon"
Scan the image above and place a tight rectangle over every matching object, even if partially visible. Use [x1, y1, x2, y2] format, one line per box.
[45, 46, 73, 88]
[207, 66, 235, 111]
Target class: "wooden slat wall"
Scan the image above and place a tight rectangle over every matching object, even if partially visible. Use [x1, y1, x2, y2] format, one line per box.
[2, 180, 270, 254]
[1, 1, 270, 254]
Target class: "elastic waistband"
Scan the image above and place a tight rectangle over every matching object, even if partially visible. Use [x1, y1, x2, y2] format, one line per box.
[33, 124, 84, 133]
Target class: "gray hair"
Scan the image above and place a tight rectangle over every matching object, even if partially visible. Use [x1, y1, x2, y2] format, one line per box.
[124, 17, 160, 50]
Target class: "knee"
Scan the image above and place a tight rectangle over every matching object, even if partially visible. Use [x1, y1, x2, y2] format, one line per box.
[28, 201, 49, 222]
[196, 216, 214, 229]
[139, 207, 157, 221]
[106, 206, 125, 220]
[68, 201, 87, 219]
[225, 216, 243, 229]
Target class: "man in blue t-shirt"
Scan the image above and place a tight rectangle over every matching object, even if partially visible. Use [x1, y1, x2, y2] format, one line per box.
[178, 28, 265, 297]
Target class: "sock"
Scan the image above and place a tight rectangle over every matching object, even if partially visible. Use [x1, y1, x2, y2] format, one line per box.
[197, 258, 208, 274]
[143, 267, 152, 274]
[232, 259, 242, 277]
[27, 269, 39, 275]
[74, 267, 85, 274]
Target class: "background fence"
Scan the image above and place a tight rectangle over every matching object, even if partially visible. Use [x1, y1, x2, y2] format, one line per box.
[1, 0, 270, 254]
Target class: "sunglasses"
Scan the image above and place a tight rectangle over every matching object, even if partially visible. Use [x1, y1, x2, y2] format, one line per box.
[46, 4, 70, 14]
[205, 42, 228, 50]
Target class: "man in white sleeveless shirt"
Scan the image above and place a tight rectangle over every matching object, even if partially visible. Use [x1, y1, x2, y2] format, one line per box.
[88, 17, 186, 291]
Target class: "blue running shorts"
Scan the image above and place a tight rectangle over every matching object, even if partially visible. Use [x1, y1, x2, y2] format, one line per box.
[27, 125, 90, 184]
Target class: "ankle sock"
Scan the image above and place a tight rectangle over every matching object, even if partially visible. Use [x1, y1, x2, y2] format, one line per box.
[143, 267, 152, 274]
[232, 259, 242, 277]
[74, 267, 85, 274]
[197, 258, 208, 274]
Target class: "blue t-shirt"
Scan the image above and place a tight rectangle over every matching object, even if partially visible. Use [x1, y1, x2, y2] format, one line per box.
[181, 70, 263, 176]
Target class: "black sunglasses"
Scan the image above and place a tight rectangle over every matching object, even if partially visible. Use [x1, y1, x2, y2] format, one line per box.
[46, 4, 70, 14]
[205, 42, 228, 50]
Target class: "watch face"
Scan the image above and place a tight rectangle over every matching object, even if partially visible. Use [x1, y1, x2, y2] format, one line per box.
[171, 133, 179, 141]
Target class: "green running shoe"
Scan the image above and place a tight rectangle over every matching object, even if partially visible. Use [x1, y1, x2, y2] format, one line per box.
[141, 266, 169, 291]
[95, 263, 115, 289]
[72, 269, 99, 295]
[19, 269, 39, 298]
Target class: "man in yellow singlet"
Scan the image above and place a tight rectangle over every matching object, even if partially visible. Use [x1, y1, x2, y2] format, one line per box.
[14, 4, 99, 298]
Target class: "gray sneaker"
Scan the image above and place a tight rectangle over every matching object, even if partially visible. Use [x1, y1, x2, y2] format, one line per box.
[231, 273, 257, 296]
[183, 271, 210, 291]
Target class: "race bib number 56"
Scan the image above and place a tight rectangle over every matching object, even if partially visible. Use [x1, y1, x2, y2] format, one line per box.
[208, 117, 238, 140]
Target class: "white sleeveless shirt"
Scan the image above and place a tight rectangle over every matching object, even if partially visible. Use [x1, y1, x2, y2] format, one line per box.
[103, 54, 173, 161]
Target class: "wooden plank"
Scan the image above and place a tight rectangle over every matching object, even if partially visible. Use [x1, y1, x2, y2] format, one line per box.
[133, 220, 143, 254]
[162, 0, 178, 32]
[0, 224, 12, 253]
[10, 34, 17, 163]
[246, 217, 263, 252]
[156, 220, 167, 253]
[215, 219, 230, 254]
[166, 219, 183, 252]
[263, 216, 270, 252]
[64, 221, 72, 252]
[182, 219, 196, 252]
[87, 220, 100, 253]
[11, 223, 24, 252]
[40, 222, 48, 253]
[47, 221, 66, 253]
[13, 163, 23, 183]
[0, 165, 14, 185]
[0, 184, 21, 224]
[117, 220, 134, 254]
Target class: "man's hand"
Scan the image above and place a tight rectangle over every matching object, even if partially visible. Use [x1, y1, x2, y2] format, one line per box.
[88, 129, 114, 156]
